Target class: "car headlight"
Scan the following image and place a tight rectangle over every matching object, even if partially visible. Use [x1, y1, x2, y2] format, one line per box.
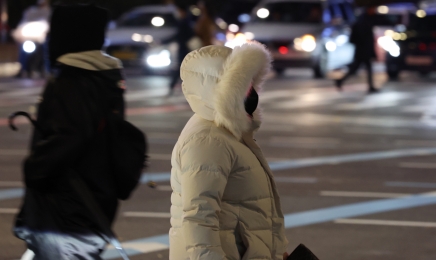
[377, 36, 400, 57]
[294, 34, 316, 52]
[325, 40, 337, 52]
[23, 41, 36, 53]
[146, 50, 171, 68]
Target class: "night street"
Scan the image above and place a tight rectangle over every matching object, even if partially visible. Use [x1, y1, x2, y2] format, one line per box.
[1, 68, 436, 260]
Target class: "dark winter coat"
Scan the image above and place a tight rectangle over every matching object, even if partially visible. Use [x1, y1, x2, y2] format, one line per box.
[15, 51, 125, 240]
[350, 15, 377, 60]
[162, 16, 195, 63]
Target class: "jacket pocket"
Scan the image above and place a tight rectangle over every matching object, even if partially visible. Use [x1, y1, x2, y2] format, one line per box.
[238, 221, 272, 260]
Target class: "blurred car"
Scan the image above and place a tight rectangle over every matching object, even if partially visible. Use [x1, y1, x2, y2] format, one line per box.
[385, 10, 436, 79]
[105, 5, 178, 74]
[232, 0, 355, 78]
[371, 3, 417, 62]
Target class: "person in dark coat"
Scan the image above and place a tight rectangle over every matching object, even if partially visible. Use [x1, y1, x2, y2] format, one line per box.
[162, 3, 194, 96]
[14, 5, 127, 259]
[335, 7, 378, 93]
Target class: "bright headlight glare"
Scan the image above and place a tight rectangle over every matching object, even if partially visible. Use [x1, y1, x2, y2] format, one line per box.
[257, 8, 270, 19]
[23, 41, 36, 53]
[335, 35, 348, 46]
[300, 35, 316, 52]
[147, 50, 171, 68]
[225, 33, 247, 49]
[377, 36, 400, 57]
[151, 17, 165, 27]
[325, 41, 337, 52]
[21, 21, 49, 38]
[132, 33, 142, 42]
[244, 32, 255, 40]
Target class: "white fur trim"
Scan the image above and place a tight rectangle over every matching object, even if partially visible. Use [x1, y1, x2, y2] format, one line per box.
[57, 50, 123, 71]
[214, 42, 271, 139]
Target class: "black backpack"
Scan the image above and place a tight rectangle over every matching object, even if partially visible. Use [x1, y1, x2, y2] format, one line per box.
[104, 112, 147, 200]
[9, 110, 147, 200]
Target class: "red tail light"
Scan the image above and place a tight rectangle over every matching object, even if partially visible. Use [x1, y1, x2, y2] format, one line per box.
[419, 43, 427, 51]
[279, 46, 288, 55]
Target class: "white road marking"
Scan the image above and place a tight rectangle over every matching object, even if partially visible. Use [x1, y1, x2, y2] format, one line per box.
[0, 181, 23, 188]
[343, 127, 411, 136]
[123, 212, 171, 218]
[265, 113, 425, 129]
[0, 149, 27, 156]
[399, 162, 436, 169]
[0, 208, 19, 214]
[320, 191, 410, 198]
[268, 136, 340, 148]
[335, 218, 436, 228]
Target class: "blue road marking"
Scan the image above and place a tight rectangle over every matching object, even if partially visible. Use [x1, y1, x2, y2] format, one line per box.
[269, 147, 436, 171]
[102, 191, 436, 259]
[102, 234, 169, 259]
[3, 147, 436, 201]
[0, 188, 24, 201]
[284, 192, 436, 228]
[386, 181, 436, 189]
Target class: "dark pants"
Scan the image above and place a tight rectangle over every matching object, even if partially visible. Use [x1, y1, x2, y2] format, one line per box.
[169, 64, 181, 93]
[340, 58, 374, 89]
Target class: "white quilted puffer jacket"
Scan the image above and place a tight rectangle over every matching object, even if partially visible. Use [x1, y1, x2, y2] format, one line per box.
[170, 42, 288, 260]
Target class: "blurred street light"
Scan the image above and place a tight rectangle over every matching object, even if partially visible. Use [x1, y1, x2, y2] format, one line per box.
[416, 9, 426, 18]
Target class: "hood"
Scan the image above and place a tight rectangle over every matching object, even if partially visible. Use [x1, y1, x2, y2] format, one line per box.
[181, 42, 271, 140]
[57, 51, 123, 71]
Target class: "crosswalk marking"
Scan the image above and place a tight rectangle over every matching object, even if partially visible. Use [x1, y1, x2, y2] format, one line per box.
[320, 191, 410, 198]
[335, 218, 436, 228]
[103, 190, 436, 259]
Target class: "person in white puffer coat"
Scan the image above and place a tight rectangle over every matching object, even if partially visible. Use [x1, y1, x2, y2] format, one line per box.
[170, 42, 289, 260]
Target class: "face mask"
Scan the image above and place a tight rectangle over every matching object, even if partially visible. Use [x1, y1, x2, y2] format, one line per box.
[244, 87, 258, 118]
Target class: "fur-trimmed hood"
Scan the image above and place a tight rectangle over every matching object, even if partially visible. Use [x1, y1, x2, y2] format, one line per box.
[57, 51, 123, 71]
[180, 42, 272, 139]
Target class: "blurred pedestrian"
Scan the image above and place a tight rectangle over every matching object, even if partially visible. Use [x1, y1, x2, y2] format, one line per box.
[335, 7, 378, 93]
[12, 0, 51, 78]
[169, 43, 288, 260]
[163, 2, 194, 96]
[194, 0, 216, 47]
[13, 4, 143, 260]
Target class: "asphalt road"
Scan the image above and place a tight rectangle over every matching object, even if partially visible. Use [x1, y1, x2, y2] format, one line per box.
[1, 68, 436, 260]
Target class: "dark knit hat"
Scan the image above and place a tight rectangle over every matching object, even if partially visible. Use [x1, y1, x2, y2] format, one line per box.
[49, 4, 108, 65]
